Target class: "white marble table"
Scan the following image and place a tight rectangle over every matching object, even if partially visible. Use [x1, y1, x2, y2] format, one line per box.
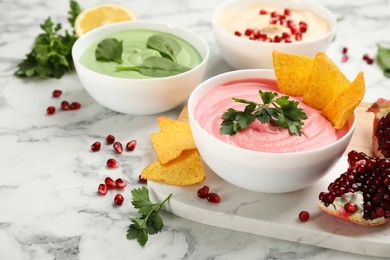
[1, 0, 389, 259]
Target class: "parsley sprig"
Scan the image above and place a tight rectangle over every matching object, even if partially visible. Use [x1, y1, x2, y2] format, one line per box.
[14, 0, 81, 79]
[220, 91, 308, 136]
[127, 187, 172, 247]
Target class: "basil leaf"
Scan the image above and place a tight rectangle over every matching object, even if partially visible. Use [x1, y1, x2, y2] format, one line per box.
[147, 34, 181, 62]
[95, 38, 123, 64]
[116, 56, 190, 77]
[377, 44, 390, 78]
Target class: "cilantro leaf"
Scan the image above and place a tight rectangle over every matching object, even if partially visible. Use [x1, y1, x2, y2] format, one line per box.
[220, 91, 308, 136]
[127, 187, 172, 247]
[95, 38, 123, 64]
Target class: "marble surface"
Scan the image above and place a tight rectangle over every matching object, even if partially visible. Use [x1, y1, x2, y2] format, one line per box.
[0, 0, 389, 259]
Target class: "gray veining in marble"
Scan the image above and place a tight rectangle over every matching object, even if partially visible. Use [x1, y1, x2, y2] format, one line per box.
[1, 0, 390, 259]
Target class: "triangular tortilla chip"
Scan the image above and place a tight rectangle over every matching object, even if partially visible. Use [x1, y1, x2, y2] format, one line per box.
[273, 50, 314, 96]
[303, 52, 351, 110]
[321, 72, 365, 129]
[141, 149, 205, 186]
[151, 116, 196, 164]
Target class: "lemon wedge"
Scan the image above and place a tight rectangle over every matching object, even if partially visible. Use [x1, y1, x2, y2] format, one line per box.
[75, 4, 137, 37]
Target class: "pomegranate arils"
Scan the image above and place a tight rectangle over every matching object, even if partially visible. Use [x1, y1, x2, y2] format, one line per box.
[52, 89, 62, 98]
[126, 140, 137, 151]
[70, 102, 81, 110]
[207, 193, 221, 203]
[298, 211, 310, 222]
[341, 55, 349, 63]
[368, 99, 390, 158]
[106, 158, 119, 168]
[98, 184, 108, 195]
[234, 31, 242, 37]
[61, 101, 70, 110]
[105, 177, 116, 189]
[46, 106, 55, 115]
[114, 194, 124, 206]
[295, 33, 302, 41]
[342, 47, 348, 54]
[91, 142, 101, 152]
[113, 141, 123, 154]
[197, 185, 210, 199]
[259, 9, 268, 15]
[106, 134, 115, 144]
[139, 174, 147, 183]
[115, 178, 127, 189]
[320, 150, 390, 225]
[284, 8, 291, 16]
[245, 28, 253, 36]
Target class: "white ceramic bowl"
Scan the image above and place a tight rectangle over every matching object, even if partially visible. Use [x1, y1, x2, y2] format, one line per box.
[72, 21, 209, 115]
[188, 69, 357, 193]
[212, 0, 336, 69]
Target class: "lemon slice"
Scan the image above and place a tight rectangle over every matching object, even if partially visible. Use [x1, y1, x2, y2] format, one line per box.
[75, 4, 137, 37]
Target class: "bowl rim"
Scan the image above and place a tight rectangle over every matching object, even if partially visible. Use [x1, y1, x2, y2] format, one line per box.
[72, 20, 210, 82]
[212, 0, 337, 46]
[188, 69, 357, 157]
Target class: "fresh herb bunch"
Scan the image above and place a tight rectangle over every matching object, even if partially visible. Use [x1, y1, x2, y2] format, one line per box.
[127, 187, 172, 247]
[220, 91, 308, 136]
[95, 35, 190, 77]
[377, 44, 390, 78]
[14, 0, 81, 79]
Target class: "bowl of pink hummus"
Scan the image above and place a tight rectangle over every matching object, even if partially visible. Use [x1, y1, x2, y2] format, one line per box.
[188, 69, 357, 193]
[212, 0, 336, 69]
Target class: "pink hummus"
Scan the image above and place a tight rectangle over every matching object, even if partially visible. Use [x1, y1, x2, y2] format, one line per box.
[194, 78, 349, 153]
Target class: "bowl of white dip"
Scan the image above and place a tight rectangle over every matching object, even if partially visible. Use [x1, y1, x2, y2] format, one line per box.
[188, 69, 356, 193]
[212, 0, 336, 69]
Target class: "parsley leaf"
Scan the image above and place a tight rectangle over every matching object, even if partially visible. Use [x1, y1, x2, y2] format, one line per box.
[14, 0, 81, 79]
[377, 44, 390, 78]
[95, 38, 123, 64]
[220, 90, 308, 136]
[127, 187, 172, 247]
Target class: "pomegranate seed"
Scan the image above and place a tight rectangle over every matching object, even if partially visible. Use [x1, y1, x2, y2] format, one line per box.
[61, 101, 70, 110]
[105, 177, 116, 189]
[270, 18, 278, 25]
[113, 142, 123, 154]
[259, 34, 267, 41]
[282, 32, 291, 39]
[290, 26, 298, 35]
[70, 102, 81, 110]
[234, 31, 242, 37]
[299, 24, 307, 33]
[139, 174, 147, 184]
[342, 47, 348, 54]
[299, 211, 310, 222]
[284, 39, 292, 43]
[278, 14, 286, 20]
[259, 9, 268, 15]
[52, 89, 62, 98]
[271, 11, 278, 18]
[197, 186, 210, 199]
[253, 30, 261, 39]
[287, 19, 294, 27]
[207, 193, 221, 203]
[295, 33, 302, 41]
[341, 55, 349, 63]
[46, 106, 55, 115]
[273, 35, 281, 43]
[91, 141, 101, 152]
[115, 178, 127, 189]
[106, 134, 115, 144]
[98, 184, 108, 195]
[344, 202, 358, 213]
[107, 158, 119, 168]
[366, 57, 374, 64]
[126, 140, 137, 151]
[114, 194, 124, 206]
[284, 8, 291, 16]
[245, 28, 253, 36]
[363, 54, 370, 60]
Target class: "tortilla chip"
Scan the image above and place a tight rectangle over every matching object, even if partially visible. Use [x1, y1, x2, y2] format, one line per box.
[303, 52, 351, 110]
[141, 149, 205, 186]
[151, 116, 196, 164]
[272, 50, 314, 96]
[321, 72, 365, 129]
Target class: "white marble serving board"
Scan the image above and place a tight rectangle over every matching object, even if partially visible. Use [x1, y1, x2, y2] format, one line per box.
[148, 156, 390, 258]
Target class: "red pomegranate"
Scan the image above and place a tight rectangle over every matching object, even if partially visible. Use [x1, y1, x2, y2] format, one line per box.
[367, 98, 390, 158]
[319, 150, 390, 226]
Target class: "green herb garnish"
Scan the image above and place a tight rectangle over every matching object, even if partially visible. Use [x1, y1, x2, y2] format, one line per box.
[14, 0, 81, 79]
[95, 38, 123, 64]
[147, 34, 182, 62]
[127, 187, 172, 247]
[220, 91, 308, 136]
[377, 44, 390, 78]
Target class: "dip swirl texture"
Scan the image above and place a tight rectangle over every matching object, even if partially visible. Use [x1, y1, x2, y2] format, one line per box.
[194, 79, 349, 153]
